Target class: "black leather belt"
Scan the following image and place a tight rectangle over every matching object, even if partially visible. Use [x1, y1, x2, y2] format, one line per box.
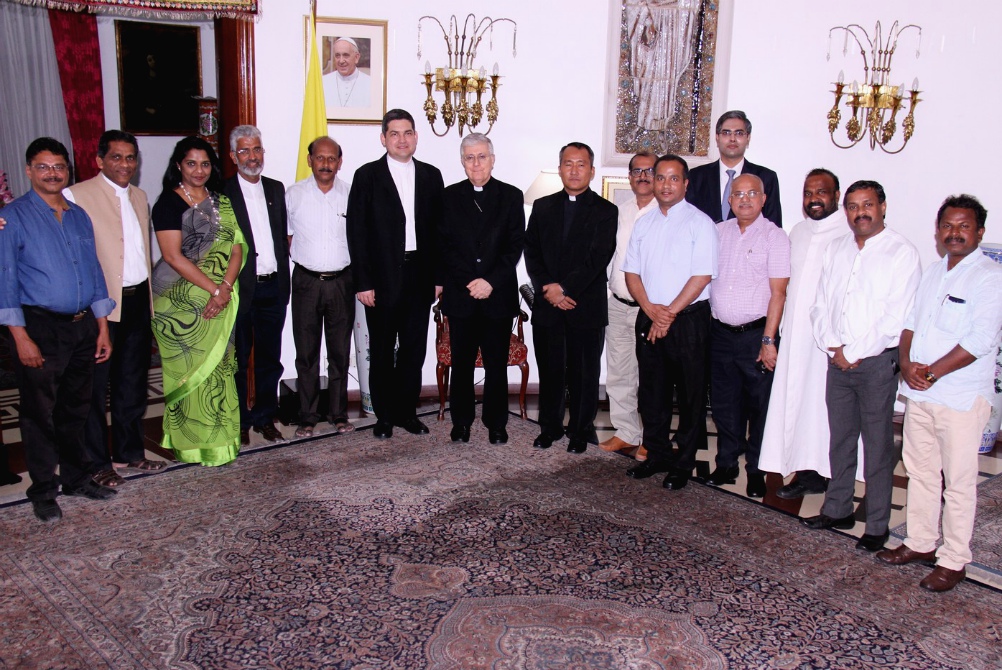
[298, 264, 350, 281]
[714, 316, 767, 333]
[403, 250, 418, 261]
[121, 280, 147, 297]
[678, 300, 709, 316]
[612, 293, 639, 307]
[24, 305, 91, 322]
[257, 272, 278, 283]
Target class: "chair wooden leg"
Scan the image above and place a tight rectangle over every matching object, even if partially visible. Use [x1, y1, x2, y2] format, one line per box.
[436, 363, 449, 420]
[518, 360, 529, 420]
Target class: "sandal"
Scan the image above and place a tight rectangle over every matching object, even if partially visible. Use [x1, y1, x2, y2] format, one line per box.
[334, 421, 355, 434]
[295, 424, 315, 438]
[122, 459, 167, 471]
[93, 469, 125, 487]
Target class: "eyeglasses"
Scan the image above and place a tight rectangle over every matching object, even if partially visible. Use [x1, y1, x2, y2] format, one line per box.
[718, 129, 748, 138]
[235, 147, 265, 157]
[462, 153, 491, 164]
[32, 163, 68, 173]
[730, 190, 761, 199]
[629, 167, 655, 177]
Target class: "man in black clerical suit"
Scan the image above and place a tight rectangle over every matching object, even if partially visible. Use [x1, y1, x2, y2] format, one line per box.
[223, 125, 291, 446]
[346, 109, 444, 439]
[686, 110, 782, 226]
[524, 142, 618, 454]
[439, 133, 525, 446]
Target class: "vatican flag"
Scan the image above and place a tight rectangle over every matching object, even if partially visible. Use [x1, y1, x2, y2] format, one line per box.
[297, 7, 327, 181]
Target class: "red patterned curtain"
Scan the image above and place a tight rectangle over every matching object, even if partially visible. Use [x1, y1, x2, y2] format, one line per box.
[48, 10, 103, 183]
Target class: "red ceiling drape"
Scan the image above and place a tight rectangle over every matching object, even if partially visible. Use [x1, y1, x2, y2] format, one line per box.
[48, 9, 103, 183]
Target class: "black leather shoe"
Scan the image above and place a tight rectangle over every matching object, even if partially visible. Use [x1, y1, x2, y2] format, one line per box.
[776, 478, 828, 500]
[253, 421, 285, 442]
[62, 480, 117, 500]
[397, 418, 430, 435]
[32, 499, 62, 523]
[663, 468, 690, 491]
[451, 425, 471, 443]
[533, 433, 557, 449]
[801, 513, 856, 530]
[567, 438, 587, 454]
[705, 465, 740, 486]
[240, 428, 250, 446]
[488, 428, 508, 445]
[746, 472, 767, 498]
[373, 420, 393, 439]
[856, 531, 889, 552]
[626, 460, 671, 479]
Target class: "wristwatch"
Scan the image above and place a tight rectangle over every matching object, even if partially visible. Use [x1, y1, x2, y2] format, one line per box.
[761, 336, 775, 346]
[924, 370, 938, 384]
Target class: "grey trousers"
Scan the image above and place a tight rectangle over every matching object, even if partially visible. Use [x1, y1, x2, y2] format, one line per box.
[820, 348, 900, 535]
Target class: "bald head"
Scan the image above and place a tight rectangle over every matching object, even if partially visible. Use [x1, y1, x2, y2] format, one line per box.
[729, 174, 767, 226]
[307, 136, 342, 192]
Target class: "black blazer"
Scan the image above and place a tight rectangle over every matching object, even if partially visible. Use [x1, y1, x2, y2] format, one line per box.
[685, 159, 782, 226]
[346, 154, 444, 306]
[223, 175, 291, 314]
[439, 178, 525, 320]
[523, 188, 618, 329]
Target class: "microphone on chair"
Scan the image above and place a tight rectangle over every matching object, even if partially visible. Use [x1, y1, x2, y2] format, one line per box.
[519, 284, 535, 310]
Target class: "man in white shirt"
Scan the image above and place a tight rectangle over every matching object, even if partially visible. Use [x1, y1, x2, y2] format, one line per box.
[224, 126, 290, 446]
[285, 136, 354, 438]
[621, 154, 719, 491]
[761, 169, 851, 499]
[877, 194, 1002, 592]
[66, 130, 161, 487]
[600, 152, 656, 458]
[804, 180, 921, 552]
[322, 37, 371, 109]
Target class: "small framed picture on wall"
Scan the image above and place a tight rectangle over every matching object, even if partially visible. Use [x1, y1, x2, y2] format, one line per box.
[311, 17, 388, 124]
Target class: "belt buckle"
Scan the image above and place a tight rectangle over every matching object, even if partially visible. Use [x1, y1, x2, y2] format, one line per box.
[72, 310, 87, 322]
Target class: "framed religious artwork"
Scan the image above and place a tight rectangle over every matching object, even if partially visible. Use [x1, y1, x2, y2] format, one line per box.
[602, 176, 634, 206]
[602, 0, 734, 166]
[311, 17, 388, 124]
[116, 21, 202, 135]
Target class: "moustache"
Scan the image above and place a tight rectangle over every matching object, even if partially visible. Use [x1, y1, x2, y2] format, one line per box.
[853, 215, 872, 225]
[944, 237, 965, 244]
[318, 168, 333, 173]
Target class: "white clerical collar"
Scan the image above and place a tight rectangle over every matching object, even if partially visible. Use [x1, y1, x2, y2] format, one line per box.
[568, 195, 577, 202]
[473, 184, 484, 192]
[337, 70, 358, 82]
[100, 172, 129, 196]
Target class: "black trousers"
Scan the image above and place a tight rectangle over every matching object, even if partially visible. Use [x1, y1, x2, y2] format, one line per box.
[84, 283, 152, 470]
[365, 260, 432, 425]
[448, 312, 512, 430]
[236, 275, 288, 429]
[709, 320, 775, 473]
[290, 265, 354, 426]
[12, 309, 98, 500]
[636, 301, 710, 471]
[532, 320, 604, 441]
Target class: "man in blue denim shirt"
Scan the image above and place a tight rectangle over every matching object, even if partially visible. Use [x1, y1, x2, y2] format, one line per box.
[0, 137, 116, 523]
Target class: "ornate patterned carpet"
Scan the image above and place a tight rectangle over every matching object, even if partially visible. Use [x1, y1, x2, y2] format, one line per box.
[3, 416, 1002, 669]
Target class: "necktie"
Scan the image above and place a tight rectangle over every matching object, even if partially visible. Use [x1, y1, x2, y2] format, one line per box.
[722, 168, 736, 220]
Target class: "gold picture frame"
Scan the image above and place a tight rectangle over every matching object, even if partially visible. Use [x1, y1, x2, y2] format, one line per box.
[309, 17, 388, 125]
[602, 176, 633, 206]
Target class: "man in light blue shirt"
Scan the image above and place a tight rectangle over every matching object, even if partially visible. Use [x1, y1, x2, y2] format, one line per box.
[0, 137, 116, 523]
[876, 194, 1002, 592]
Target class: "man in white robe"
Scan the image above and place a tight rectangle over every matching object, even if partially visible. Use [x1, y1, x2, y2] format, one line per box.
[760, 168, 862, 497]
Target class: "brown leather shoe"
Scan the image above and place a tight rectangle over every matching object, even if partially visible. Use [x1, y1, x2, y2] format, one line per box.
[919, 565, 965, 592]
[876, 544, 936, 566]
[599, 436, 637, 453]
[253, 422, 285, 442]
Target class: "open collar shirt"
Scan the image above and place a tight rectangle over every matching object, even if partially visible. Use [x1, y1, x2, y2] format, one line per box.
[0, 190, 113, 326]
[285, 176, 351, 273]
[710, 214, 790, 326]
[621, 199, 718, 306]
[608, 196, 656, 299]
[810, 226, 921, 363]
[901, 251, 1002, 411]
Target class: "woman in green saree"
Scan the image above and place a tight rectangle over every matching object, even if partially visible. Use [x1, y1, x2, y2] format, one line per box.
[151, 137, 247, 465]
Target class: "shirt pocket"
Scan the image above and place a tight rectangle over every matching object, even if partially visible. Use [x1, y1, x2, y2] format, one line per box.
[934, 298, 969, 335]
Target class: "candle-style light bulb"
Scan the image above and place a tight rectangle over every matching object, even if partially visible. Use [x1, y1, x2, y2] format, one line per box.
[911, 77, 920, 91]
[837, 70, 844, 84]
[479, 66, 486, 79]
[492, 62, 499, 76]
[851, 80, 859, 94]
[425, 60, 431, 75]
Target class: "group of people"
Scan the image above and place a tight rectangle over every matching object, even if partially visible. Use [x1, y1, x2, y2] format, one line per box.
[1, 109, 999, 594]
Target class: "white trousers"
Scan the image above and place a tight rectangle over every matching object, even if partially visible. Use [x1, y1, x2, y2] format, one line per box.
[902, 396, 991, 571]
[605, 296, 643, 445]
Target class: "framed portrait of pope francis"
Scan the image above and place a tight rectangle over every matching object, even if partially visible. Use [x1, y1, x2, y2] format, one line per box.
[311, 17, 388, 124]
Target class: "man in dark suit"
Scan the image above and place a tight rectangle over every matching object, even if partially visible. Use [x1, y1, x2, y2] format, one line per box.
[686, 110, 782, 226]
[439, 133, 525, 445]
[524, 142, 618, 454]
[346, 109, 444, 439]
[223, 125, 290, 446]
